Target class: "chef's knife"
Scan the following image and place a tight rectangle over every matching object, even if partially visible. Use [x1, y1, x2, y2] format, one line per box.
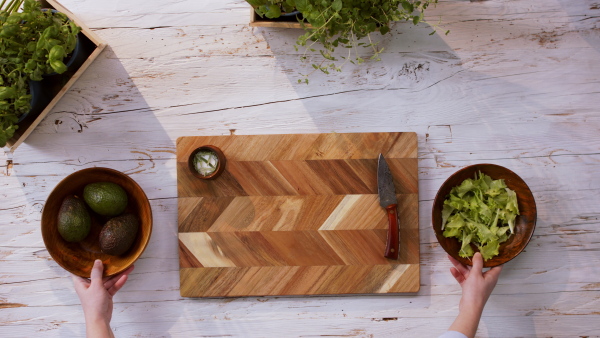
[378, 153, 399, 260]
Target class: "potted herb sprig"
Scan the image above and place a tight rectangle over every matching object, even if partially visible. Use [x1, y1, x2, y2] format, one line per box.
[0, 0, 81, 147]
[248, 0, 298, 18]
[247, 0, 445, 83]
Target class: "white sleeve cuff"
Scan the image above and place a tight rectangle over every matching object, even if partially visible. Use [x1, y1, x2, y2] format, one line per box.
[438, 331, 468, 338]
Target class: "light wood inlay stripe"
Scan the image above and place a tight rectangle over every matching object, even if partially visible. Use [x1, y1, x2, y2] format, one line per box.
[377, 264, 410, 293]
[319, 195, 363, 231]
[179, 233, 236, 267]
[178, 239, 203, 268]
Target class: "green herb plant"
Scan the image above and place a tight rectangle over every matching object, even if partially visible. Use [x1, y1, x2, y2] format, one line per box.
[247, 0, 297, 18]
[247, 0, 446, 84]
[441, 172, 520, 260]
[0, 0, 81, 147]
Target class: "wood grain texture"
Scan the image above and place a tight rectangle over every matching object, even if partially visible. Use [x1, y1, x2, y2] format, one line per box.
[177, 132, 419, 297]
[41, 167, 152, 278]
[1, 0, 600, 336]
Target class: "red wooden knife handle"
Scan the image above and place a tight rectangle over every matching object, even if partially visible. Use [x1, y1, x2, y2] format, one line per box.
[384, 204, 399, 260]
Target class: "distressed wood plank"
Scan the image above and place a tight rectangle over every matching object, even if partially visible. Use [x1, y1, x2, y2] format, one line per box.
[1, 0, 600, 335]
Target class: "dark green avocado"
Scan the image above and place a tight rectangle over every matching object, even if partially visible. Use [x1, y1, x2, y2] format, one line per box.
[99, 214, 139, 256]
[57, 196, 91, 242]
[83, 182, 128, 216]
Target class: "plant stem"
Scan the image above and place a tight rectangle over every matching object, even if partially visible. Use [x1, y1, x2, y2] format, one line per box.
[300, 5, 337, 42]
[367, 33, 377, 55]
[5, 0, 23, 14]
[6, 0, 16, 13]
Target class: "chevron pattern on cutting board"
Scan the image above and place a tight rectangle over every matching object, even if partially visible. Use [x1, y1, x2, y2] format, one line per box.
[177, 132, 419, 297]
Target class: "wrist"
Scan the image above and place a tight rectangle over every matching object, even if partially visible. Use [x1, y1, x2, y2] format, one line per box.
[459, 304, 484, 321]
[85, 313, 110, 326]
[85, 316, 113, 337]
[449, 306, 484, 338]
[460, 295, 486, 315]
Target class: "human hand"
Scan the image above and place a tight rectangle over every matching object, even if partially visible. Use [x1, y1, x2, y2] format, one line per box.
[447, 252, 502, 338]
[72, 260, 134, 338]
[449, 252, 502, 312]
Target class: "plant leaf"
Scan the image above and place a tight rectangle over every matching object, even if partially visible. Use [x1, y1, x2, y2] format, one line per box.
[332, 0, 342, 12]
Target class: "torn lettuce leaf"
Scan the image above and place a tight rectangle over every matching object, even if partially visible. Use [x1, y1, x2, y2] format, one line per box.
[478, 240, 500, 260]
[441, 171, 520, 260]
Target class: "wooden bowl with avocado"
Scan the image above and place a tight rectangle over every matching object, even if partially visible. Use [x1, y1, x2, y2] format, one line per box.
[42, 167, 152, 278]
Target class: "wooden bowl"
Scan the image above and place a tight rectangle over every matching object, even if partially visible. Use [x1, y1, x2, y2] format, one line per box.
[42, 167, 152, 277]
[187, 145, 226, 180]
[432, 164, 536, 267]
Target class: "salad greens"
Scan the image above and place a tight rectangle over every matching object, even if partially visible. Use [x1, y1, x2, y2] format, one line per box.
[442, 172, 519, 260]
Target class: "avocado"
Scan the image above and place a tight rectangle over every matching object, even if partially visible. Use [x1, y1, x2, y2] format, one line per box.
[83, 182, 128, 216]
[57, 196, 91, 242]
[99, 214, 139, 256]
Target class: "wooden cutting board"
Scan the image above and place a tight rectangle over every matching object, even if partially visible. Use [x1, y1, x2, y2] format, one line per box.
[177, 132, 419, 297]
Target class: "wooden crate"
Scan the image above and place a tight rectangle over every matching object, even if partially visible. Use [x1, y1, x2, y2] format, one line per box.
[249, 8, 312, 29]
[5, 0, 106, 152]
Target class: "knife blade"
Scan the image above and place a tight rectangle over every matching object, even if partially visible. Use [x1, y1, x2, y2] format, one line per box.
[377, 153, 399, 260]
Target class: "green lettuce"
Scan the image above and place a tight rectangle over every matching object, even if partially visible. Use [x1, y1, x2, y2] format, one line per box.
[441, 172, 519, 260]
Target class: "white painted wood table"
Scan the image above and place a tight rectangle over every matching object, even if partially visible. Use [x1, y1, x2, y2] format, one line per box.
[1, 0, 599, 336]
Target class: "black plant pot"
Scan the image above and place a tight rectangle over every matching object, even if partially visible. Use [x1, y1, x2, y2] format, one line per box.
[64, 32, 87, 72]
[280, 10, 300, 17]
[263, 5, 301, 17]
[17, 80, 52, 123]
[65, 32, 88, 71]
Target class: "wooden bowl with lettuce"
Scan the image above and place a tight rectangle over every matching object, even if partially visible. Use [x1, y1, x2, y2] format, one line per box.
[432, 164, 537, 267]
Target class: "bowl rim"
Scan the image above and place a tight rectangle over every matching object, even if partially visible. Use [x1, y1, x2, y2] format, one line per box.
[41, 167, 152, 278]
[431, 163, 537, 267]
[187, 145, 226, 180]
